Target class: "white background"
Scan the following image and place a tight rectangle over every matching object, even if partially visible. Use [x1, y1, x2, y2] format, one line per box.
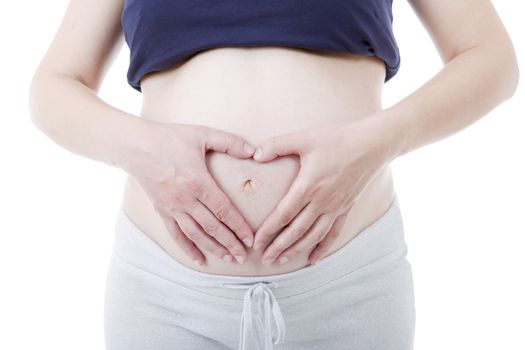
[1, 1, 523, 349]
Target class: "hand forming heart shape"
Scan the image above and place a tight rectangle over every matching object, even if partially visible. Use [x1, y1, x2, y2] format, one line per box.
[249, 113, 399, 266]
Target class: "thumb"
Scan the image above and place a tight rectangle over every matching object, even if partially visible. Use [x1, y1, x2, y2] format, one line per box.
[253, 132, 306, 162]
[203, 128, 255, 158]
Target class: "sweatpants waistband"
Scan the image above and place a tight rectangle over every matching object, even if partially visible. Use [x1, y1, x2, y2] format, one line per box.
[111, 193, 406, 301]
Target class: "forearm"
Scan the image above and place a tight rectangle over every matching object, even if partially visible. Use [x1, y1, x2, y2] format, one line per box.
[376, 42, 519, 160]
[29, 72, 151, 170]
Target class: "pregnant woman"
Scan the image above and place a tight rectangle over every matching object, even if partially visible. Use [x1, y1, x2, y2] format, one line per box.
[29, 0, 518, 349]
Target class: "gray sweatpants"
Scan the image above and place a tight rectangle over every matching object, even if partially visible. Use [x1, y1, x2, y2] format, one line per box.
[104, 194, 415, 350]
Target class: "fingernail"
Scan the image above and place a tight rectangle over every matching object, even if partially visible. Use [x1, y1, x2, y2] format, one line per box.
[253, 242, 263, 251]
[244, 143, 255, 154]
[242, 237, 253, 248]
[254, 148, 262, 160]
[279, 256, 289, 264]
[223, 255, 233, 263]
[234, 255, 245, 264]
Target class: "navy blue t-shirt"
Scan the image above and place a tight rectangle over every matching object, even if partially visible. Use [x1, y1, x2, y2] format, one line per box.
[121, 0, 400, 92]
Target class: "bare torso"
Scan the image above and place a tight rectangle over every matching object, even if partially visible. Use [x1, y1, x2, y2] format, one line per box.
[121, 46, 395, 276]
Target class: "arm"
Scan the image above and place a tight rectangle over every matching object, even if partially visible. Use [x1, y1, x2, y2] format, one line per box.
[29, 73, 151, 171]
[249, 0, 519, 265]
[29, 0, 257, 265]
[377, 0, 519, 160]
[28, 0, 141, 170]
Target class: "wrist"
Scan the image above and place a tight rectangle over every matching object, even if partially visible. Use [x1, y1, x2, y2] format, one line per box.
[344, 108, 411, 163]
[109, 113, 159, 173]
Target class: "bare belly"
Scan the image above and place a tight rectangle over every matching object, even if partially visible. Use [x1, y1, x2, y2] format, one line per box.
[121, 46, 396, 276]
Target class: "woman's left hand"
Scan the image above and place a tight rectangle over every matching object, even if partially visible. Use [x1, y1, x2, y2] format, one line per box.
[251, 113, 399, 265]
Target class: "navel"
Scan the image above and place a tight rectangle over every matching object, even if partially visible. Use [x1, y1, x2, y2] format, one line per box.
[243, 179, 253, 189]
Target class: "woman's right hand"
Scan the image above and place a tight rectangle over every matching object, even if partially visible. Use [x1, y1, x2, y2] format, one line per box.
[119, 120, 256, 265]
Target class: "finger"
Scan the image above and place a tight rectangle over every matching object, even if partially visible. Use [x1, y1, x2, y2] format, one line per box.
[275, 214, 336, 265]
[260, 203, 320, 265]
[203, 128, 255, 158]
[187, 201, 247, 264]
[253, 178, 311, 251]
[196, 173, 255, 248]
[158, 212, 206, 265]
[253, 132, 307, 162]
[173, 212, 235, 263]
[309, 212, 348, 265]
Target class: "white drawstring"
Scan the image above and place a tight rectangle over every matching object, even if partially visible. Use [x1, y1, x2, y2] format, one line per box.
[221, 281, 286, 349]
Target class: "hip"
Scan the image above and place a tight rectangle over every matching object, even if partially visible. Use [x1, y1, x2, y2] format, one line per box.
[106, 192, 415, 349]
